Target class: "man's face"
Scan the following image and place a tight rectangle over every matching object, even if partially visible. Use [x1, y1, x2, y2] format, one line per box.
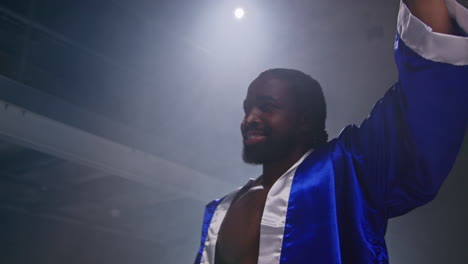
[241, 75, 301, 164]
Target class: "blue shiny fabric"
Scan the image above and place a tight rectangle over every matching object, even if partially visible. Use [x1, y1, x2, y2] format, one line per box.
[194, 33, 468, 264]
[280, 34, 468, 263]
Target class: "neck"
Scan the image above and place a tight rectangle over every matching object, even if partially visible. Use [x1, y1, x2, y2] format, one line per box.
[260, 146, 310, 187]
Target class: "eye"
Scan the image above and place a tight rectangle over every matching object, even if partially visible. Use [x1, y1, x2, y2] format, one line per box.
[259, 103, 277, 112]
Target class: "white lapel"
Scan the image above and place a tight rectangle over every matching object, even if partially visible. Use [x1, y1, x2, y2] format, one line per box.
[258, 150, 312, 264]
[201, 149, 313, 264]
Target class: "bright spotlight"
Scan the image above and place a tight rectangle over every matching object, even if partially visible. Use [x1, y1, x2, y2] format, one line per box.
[234, 7, 245, 19]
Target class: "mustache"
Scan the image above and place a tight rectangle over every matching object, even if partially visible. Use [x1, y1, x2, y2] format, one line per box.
[241, 123, 272, 137]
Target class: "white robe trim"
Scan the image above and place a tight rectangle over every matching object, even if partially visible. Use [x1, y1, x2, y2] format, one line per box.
[200, 149, 313, 264]
[258, 149, 313, 264]
[397, 0, 468, 66]
[200, 185, 246, 264]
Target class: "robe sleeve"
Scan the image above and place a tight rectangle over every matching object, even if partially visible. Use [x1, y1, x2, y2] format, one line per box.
[337, 0, 468, 218]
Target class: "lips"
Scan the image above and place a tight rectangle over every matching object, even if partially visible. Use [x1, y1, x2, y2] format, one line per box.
[243, 130, 267, 145]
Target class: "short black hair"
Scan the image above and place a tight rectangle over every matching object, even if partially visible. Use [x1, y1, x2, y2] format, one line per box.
[259, 68, 328, 148]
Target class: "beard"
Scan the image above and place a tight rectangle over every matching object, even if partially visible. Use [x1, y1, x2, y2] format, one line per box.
[242, 131, 296, 165]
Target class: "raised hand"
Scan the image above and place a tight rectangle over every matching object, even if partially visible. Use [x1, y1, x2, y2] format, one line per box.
[403, 0, 454, 34]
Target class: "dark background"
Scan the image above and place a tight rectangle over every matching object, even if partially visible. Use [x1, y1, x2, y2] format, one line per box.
[0, 0, 466, 263]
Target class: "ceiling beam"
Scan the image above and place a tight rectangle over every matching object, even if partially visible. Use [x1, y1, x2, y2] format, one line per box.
[0, 78, 233, 202]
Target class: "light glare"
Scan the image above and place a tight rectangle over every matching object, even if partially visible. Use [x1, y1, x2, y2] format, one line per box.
[234, 8, 245, 19]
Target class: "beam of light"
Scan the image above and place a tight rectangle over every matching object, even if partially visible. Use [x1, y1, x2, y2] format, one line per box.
[234, 7, 245, 20]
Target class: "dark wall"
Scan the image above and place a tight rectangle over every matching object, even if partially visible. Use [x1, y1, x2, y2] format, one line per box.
[387, 136, 468, 263]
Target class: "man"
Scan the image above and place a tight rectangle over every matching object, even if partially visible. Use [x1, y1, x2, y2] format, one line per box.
[195, 0, 468, 263]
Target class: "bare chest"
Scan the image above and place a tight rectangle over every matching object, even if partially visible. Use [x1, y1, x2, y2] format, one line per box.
[215, 186, 270, 264]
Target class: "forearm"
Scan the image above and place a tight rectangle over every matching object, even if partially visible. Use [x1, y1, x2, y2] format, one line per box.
[403, 0, 454, 34]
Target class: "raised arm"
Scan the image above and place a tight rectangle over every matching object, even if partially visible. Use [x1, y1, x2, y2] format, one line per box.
[337, 0, 467, 217]
[403, 0, 454, 34]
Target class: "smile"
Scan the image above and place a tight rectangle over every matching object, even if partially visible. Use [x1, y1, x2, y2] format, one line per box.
[243, 130, 267, 145]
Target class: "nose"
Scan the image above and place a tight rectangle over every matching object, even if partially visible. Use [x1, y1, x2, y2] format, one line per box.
[242, 107, 261, 128]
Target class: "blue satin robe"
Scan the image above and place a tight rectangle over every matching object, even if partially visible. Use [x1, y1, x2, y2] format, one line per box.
[195, 1, 468, 263]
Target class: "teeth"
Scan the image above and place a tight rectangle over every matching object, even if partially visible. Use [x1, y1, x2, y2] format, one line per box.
[247, 135, 264, 139]
[244, 130, 267, 141]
